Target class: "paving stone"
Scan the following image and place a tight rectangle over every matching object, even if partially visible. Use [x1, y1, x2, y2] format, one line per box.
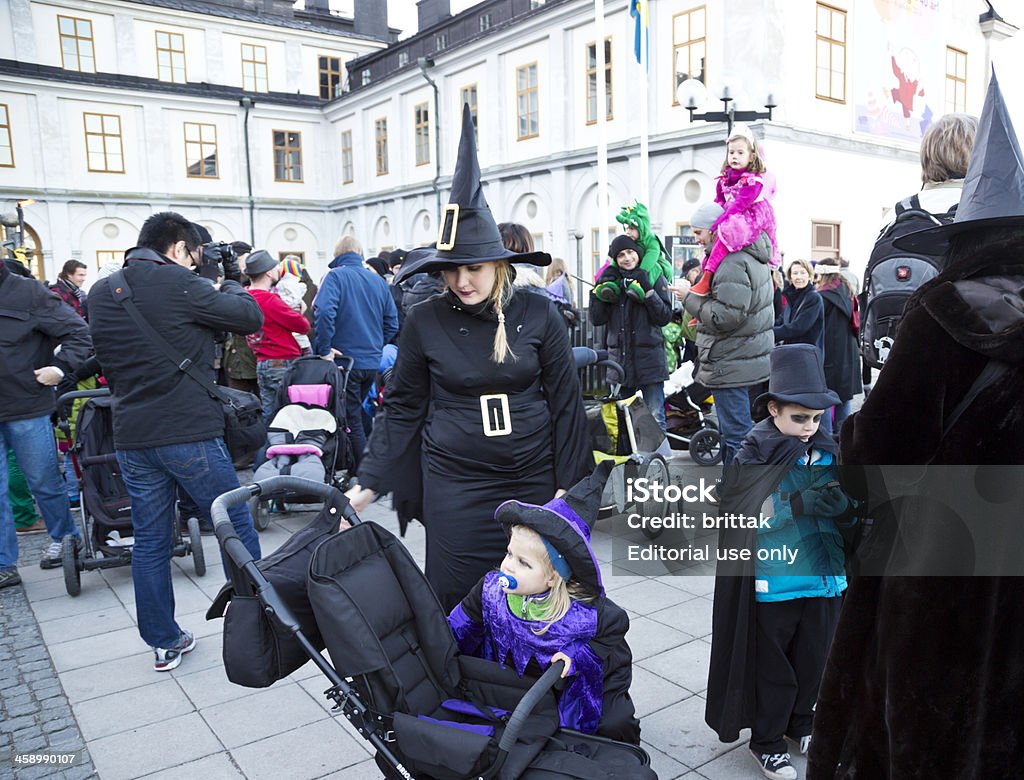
[638, 638, 712, 695]
[141, 751, 245, 779]
[229, 718, 367, 779]
[203, 682, 327, 749]
[73, 678, 194, 741]
[88, 711, 220, 780]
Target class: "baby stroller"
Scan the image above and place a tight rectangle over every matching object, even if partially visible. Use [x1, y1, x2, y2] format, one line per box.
[209, 477, 656, 779]
[664, 383, 722, 466]
[573, 348, 673, 535]
[249, 355, 353, 530]
[55, 389, 205, 597]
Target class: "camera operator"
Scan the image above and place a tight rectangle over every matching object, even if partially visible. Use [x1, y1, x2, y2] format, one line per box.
[87, 211, 263, 672]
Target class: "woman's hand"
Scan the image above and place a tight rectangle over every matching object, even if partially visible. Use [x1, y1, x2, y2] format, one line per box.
[344, 484, 378, 518]
[550, 652, 573, 678]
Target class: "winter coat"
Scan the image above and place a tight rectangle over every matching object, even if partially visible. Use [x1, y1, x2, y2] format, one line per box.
[682, 233, 774, 389]
[819, 283, 862, 402]
[87, 249, 263, 450]
[312, 252, 399, 369]
[589, 266, 672, 387]
[401, 272, 445, 310]
[49, 278, 87, 320]
[0, 265, 92, 423]
[809, 235, 1024, 780]
[774, 283, 824, 352]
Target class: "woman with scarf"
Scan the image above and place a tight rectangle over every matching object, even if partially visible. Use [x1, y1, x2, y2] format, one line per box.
[346, 107, 591, 612]
[773, 259, 823, 351]
[815, 262, 862, 432]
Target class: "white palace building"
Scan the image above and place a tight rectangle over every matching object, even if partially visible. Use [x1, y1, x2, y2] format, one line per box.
[0, 0, 1020, 285]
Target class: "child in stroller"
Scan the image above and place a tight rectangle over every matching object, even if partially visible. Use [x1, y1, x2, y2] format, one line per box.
[448, 461, 641, 744]
[249, 355, 351, 529]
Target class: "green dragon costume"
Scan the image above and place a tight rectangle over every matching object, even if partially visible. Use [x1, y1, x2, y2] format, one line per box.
[594, 202, 673, 303]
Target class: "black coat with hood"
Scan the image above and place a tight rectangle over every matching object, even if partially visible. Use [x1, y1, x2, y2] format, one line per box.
[809, 235, 1024, 780]
[819, 283, 863, 402]
[589, 266, 672, 387]
[774, 283, 824, 352]
[0, 263, 92, 423]
[88, 249, 263, 450]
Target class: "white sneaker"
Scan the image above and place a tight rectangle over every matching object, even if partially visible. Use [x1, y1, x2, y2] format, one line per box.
[750, 748, 798, 780]
[786, 733, 811, 755]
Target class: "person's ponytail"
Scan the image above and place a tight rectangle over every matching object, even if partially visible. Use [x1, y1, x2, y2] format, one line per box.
[490, 262, 516, 363]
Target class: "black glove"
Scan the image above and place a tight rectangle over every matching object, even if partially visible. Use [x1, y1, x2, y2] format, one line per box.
[220, 251, 242, 283]
[622, 269, 651, 302]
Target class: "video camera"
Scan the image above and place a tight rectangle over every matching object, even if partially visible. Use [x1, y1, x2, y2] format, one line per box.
[197, 241, 241, 282]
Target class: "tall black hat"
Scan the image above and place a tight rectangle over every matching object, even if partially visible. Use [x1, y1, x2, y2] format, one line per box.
[753, 344, 840, 418]
[895, 69, 1024, 254]
[394, 105, 550, 284]
[494, 461, 614, 595]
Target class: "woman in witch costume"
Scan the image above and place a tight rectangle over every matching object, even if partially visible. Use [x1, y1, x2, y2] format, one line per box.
[346, 106, 591, 614]
[448, 462, 641, 744]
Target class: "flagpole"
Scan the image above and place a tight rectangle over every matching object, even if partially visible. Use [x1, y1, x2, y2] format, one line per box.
[595, 0, 609, 265]
[638, 2, 649, 205]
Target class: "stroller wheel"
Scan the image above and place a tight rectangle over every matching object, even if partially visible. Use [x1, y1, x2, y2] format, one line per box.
[690, 428, 723, 466]
[62, 535, 81, 597]
[188, 517, 207, 577]
[249, 496, 270, 532]
[637, 457, 670, 539]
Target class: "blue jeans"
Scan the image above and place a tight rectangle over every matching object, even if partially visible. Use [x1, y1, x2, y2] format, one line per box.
[256, 361, 293, 426]
[713, 385, 755, 465]
[0, 415, 81, 569]
[628, 383, 666, 432]
[833, 400, 852, 432]
[116, 438, 261, 648]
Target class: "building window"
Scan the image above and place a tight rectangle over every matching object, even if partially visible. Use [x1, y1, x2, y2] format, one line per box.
[319, 55, 342, 99]
[341, 130, 353, 184]
[398, 51, 409, 67]
[945, 46, 967, 114]
[672, 6, 706, 104]
[435, 32, 448, 51]
[361, 68, 371, 87]
[530, 0, 547, 8]
[96, 250, 125, 270]
[479, 13, 492, 32]
[184, 122, 217, 178]
[414, 102, 430, 166]
[531, 232, 545, 250]
[273, 130, 303, 182]
[516, 62, 539, 140]
[811, 221, 840, 261]
[460, 84, 479, 145]
[241, 43, 268, 93]
[155, 30, 186, 83]
[58, 15, 95, 73]
[278, 251, 305, 263]
[815, 3, 846, 103]
[375, 118, 388, 176]
[83, 112, 124, 173]
[591, 226, 617, 278]
[0, 104, 13, 167]
[586, 38, 613, 124]
[1, 224, 43, 279]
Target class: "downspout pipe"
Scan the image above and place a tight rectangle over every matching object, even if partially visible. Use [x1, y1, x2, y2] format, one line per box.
[417, 57, 442, 223]
[240, 97, 256, 245]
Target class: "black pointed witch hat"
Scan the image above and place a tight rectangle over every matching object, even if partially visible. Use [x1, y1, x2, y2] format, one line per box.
[394, 104, 551, 283]
[493, 461, 614, 595]
[895, 69, 1024, 254]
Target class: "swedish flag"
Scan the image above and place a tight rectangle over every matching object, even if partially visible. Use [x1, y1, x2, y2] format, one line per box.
[630, 0, 648, 66]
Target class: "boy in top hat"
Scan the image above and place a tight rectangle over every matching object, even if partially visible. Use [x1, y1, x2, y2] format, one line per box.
[705, 344, 855, 780]
[447, 461, 641, 745]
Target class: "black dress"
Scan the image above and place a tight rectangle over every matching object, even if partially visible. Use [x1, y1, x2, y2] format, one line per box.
[358, 289, 591, 612]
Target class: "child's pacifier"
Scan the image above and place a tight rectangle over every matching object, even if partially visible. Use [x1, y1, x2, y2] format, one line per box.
[498, 573, 518, 591]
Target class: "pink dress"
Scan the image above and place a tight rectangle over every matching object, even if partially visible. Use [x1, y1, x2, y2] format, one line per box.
[704, 168, 781, 271]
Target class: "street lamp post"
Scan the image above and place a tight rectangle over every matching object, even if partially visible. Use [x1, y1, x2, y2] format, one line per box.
[678, 79, 777, 136]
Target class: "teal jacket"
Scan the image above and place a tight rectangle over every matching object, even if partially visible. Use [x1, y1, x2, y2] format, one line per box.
[754, 449, 851, 602]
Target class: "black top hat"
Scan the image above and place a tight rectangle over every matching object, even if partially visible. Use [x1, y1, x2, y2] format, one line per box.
[394, 105, 551, 284]
[895, 69, 1024, 254]
[753, 344, 840, 418]
[493, 461, 613, 595]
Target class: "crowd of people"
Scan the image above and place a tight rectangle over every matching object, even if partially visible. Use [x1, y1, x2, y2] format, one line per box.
[1, 77, 1023, 779]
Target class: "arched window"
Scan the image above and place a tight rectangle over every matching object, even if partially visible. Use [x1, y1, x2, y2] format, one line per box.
[1, 222, 44, 280]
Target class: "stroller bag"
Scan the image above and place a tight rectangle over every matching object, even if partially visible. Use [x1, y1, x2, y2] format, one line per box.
[206, 491, 346, 687]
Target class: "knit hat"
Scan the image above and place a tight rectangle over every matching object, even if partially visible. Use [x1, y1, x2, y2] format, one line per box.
[279, 257, 304, 278]
[753, 344, 840, 418]
[494, 461, 614, 594]
[395, 105, 550, 283]
[244, 249, 277, 277]
[690, 202, 725, 230]
[608, 235, 640, 261]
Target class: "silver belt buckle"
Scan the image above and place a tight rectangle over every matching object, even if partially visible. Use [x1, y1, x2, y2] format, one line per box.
[480, 393, 512, 437]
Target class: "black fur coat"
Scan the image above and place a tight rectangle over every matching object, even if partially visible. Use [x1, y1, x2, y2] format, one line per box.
[808, 236, 1024, 778]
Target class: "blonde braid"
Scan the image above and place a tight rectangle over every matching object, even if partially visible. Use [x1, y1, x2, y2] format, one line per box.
[490, 262, 516, 363]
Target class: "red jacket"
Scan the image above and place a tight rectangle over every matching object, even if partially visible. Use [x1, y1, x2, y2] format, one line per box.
[246, 288, 310, 360]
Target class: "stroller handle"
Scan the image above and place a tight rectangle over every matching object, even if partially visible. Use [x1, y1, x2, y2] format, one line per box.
[494, 659, 566, 756]
[55, 388, 111, 415]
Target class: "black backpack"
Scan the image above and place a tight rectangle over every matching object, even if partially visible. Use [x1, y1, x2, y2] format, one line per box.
[859, 194, 956, 370]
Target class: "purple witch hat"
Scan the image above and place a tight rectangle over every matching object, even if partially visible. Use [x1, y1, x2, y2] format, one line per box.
[494, 461, 614, 595]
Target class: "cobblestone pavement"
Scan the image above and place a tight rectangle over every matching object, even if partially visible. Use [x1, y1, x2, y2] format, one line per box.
[1, 532, 96, 779]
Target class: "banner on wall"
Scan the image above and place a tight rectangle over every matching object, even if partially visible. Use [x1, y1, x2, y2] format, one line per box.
[854, 0, 942, 142]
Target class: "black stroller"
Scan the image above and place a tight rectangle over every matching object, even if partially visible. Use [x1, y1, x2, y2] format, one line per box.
[55, 389, 205, 596]
[248, 355, 353, 530]
[664, 383, 722, 466]
[210, 477, 656, 779]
